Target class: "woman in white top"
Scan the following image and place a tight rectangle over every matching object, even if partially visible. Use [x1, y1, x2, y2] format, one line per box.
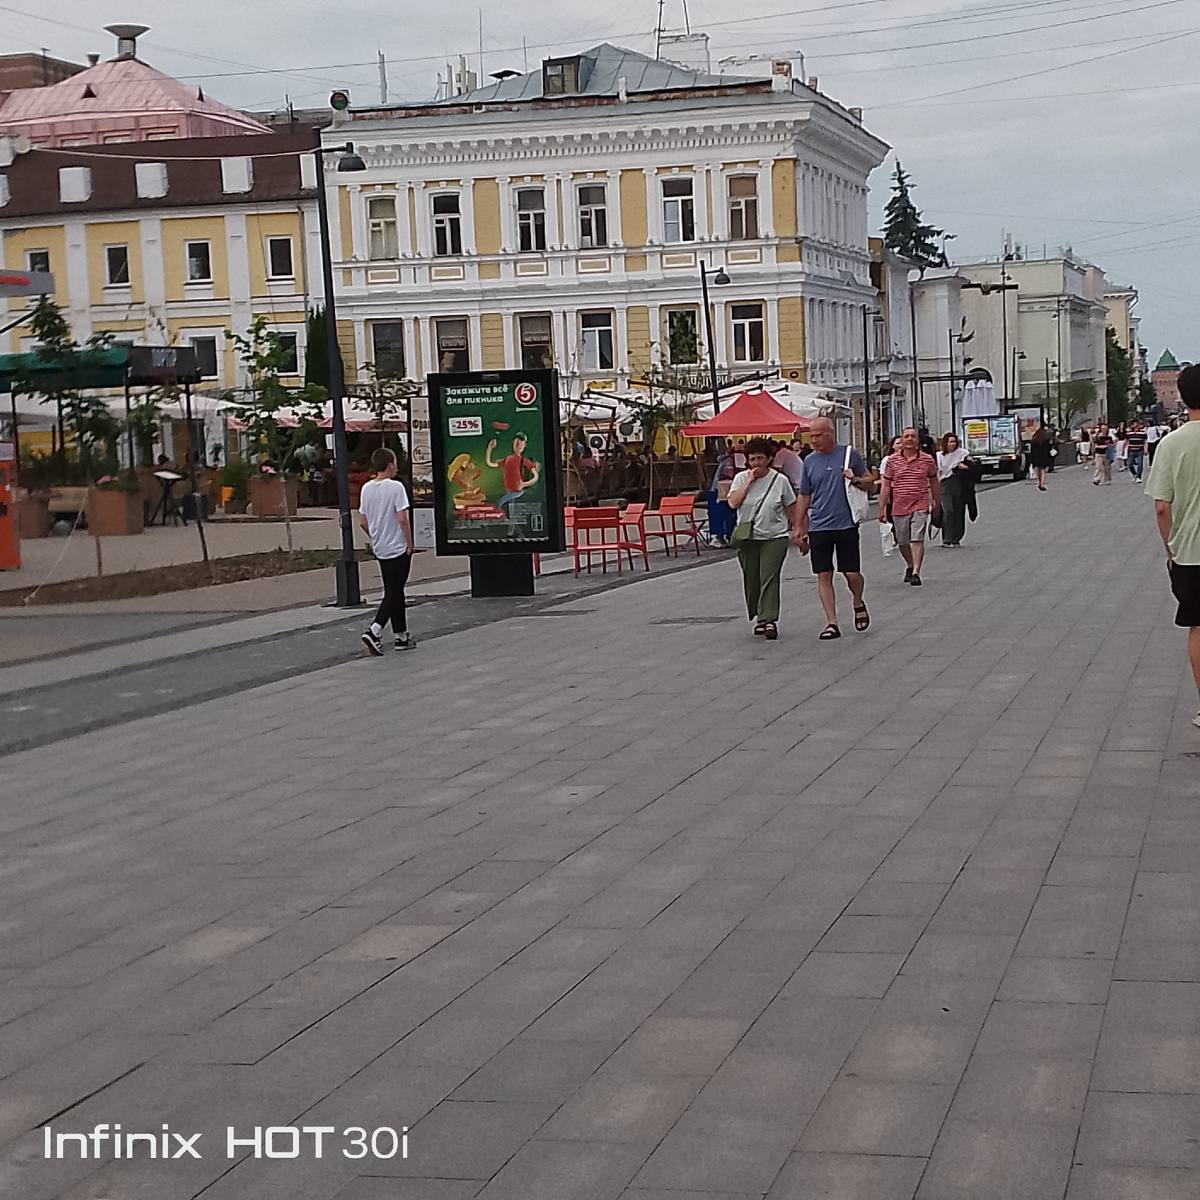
[727, 437, 799, 641]
[936, 433, 972, 547]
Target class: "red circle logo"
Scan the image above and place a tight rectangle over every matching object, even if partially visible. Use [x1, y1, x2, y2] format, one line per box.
[514, 383, 537, 406]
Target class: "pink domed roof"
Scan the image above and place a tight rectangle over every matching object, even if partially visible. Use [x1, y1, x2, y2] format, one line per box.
[0, 55, 267, 144]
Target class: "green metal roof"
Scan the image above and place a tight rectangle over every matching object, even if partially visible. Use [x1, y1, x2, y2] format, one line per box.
[0, 346, 129, 392]
[1156, 348, 1180, 371]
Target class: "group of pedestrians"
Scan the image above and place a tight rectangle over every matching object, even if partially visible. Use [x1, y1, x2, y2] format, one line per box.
[730, 421, 949, 640]
[1083, 420, 1155, 485]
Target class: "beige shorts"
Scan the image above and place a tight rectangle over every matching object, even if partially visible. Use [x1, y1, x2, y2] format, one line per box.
[892, 510, 929, 546]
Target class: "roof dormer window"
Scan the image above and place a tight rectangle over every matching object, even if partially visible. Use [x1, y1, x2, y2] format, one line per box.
[543, 55, 583, 95]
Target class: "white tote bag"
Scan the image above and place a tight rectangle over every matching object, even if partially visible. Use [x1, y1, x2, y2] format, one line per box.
[844, 446, 871, 525]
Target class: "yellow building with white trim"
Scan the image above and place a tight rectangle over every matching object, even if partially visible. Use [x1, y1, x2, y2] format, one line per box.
[323, 44, 889, 399]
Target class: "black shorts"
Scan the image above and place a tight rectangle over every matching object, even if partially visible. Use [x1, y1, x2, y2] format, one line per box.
[809, 526, 861, 575]
[1169, 562, 1200, 627]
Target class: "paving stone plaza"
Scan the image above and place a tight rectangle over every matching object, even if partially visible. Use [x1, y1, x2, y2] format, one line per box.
[2, 468, 1198, 1199]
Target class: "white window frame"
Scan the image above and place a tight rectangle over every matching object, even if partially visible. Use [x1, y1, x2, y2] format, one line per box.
[274, 331, 301, 376]
[434, 317, 470, 372]
[731, 303, 766, 364]
[104, 244, 130, 288]
[185, 240, 212, 284]
[662, 177, 695, 245]
[432, 192, 463, 258]
[265, 236, 294, 280]
[727, 175, 760, 241]
[516, 188, 547, 254]
[581, 311, 614, 372]
[577, 184, 608, 249]
[367, 195, 399, 261]
[26, 248, 50, 275]
[518, 313, 554, 371]
[189, 335, 221, 380]
[664, 308, 700, 366]
[371, 321, 406, 379]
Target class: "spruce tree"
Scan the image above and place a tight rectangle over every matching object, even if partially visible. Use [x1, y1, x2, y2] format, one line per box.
[883, 161, 948, 268]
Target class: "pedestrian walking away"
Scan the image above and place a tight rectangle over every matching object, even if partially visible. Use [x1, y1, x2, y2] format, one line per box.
[936, 432, 975, 545]
[728, 437, 800, 640]
[879, 427, 941, 586]
[1092, 422, 1114, 484]
[1146, 365, 1200, 726]
[1029, 424, 1054, 491]
[1126, 421, 1147, 482]
[1147, 420, 1164, 465]
[794, 417, 873, 639]
[358, 447, 416, 655]
[1114, 422, 1129, 472]
[707, 443, 738, 546]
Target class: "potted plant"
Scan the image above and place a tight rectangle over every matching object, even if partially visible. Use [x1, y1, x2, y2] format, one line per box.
[87, 471, 144, 536]
[223, 316, 325, 548]
[247, 463, 298, 517]
[220, 457, 252, 514]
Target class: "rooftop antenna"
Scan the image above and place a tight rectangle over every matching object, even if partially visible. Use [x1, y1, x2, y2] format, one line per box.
[378, 49, 388, 105]
[478, 9, 484, 86]
[682, 0, 691, 34]
[522, 37, 528, 73]
[655, 0, 665, 59]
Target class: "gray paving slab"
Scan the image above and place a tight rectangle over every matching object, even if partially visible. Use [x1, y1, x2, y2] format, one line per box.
[2, 468, 1198, 1198]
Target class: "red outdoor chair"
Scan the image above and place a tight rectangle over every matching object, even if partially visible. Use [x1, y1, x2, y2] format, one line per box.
[644, 494, 702, 557]
[572, 507, 637, 575]
[619, 503, 651, 571]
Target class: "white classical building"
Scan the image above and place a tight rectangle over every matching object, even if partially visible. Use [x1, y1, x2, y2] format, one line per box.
[318, 42, 889, 400]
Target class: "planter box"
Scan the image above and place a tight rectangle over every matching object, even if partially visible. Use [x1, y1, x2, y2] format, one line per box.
[17, 491, 51, 539]
[248, 475, 298, 517]
[87, 488, 144, 536]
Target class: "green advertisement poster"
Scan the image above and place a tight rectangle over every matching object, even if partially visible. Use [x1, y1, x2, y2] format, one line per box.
[428, 370, 564, 553]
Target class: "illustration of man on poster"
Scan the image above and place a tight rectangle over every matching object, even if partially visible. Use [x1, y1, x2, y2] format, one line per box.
[486, 433, 541, 512]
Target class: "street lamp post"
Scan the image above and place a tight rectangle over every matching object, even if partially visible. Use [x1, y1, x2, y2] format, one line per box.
[1012, 349, 1027, 405]
[312, 134, 366, 606]
[1045, 358, 1057, 425]
[699, 261, 730, 413]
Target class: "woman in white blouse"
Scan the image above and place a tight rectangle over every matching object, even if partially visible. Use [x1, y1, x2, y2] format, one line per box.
[936, 433, 972, 547]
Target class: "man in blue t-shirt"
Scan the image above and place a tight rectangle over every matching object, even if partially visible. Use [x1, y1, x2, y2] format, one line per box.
[794, 417, 873, 639]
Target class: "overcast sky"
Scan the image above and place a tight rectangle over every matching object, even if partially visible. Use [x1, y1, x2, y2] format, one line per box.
[4, 0, 1197, 361]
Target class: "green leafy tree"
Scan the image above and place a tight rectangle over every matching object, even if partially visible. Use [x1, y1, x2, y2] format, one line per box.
[882, 161, 948, 269]
[224, 315, 327, 550]
[17, 297, 121, 476]
[1060, 379, 1097, 429]
[1138, 376, 1158, 414]
[304, 306, 331, 392]
[1105, 327, 1134, 425]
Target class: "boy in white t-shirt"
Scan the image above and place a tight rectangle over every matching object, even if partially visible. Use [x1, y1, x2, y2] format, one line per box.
[357, 447, 415, 654]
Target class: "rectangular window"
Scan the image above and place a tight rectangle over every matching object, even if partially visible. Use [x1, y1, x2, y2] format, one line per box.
[666, 309, 699, 365]
[435, 317, 470, 373]
[516, 188, 547, 253]
[731, 303, 765, 363]
[276, 332, 299, 375]
[519, 314, 553, 371]
[728, 175, 759, 240]
[27, 249, 50, 275]
[432, 193, 462, 257]
[190, 336, 219, 379]
[266, 236, 294, 279]
[372, 321, 406, 379]
[185, 241, 212, 283]
[662, 176, 695, 244]
[104, 244, 130, 287]
[367, 196, 399, 260]
[581, 311, 614, 372]
[578, 184, 607, 248]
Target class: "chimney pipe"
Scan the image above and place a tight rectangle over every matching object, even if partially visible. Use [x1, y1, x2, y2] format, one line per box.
[87, 53, 100, 67]
[104, 24, 150, 60]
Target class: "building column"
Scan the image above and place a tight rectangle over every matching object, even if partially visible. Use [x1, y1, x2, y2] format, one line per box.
[643, 168, 658, 244]
[606, 170, 622, 248]
[766, 297, 780, 367]
[347, 184, 366, 260]
[714, 298, 728, 368]
[139, 216, 167, 344]
[497, 176, 514, 253]
[758, 160, 775, 239]
[459, 179, 477, 256]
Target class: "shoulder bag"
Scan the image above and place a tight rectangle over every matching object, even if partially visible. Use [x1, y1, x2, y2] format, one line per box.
[730, 471, 777, 547]
[844, 446, 871, 525]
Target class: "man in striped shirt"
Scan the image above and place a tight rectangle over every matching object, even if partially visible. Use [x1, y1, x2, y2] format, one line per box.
[879, 427, 942, 587]
[1126, 421, 1148, 482]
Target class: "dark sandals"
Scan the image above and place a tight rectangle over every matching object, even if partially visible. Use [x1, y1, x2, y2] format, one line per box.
[819, 623, 841, 640]
[854, 604, 870, 632]
[763, 622, 778, 640]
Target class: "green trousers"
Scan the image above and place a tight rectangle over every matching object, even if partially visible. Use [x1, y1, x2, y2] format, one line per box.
[737, 536, 790, 623]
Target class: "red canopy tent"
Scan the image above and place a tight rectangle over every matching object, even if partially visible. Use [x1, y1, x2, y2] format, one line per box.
[679, 389, 813, 436]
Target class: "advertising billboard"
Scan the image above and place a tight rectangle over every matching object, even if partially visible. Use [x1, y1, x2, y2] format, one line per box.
[427, 370, 564, 555]
[1008, 406, 1045, 444]
[962, 415, 1019, 457]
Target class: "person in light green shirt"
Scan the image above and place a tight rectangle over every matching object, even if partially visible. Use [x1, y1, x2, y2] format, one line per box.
[1146, 363, 1200, 727]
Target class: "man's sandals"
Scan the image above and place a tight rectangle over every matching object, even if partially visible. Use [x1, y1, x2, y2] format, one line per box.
[819, 623, 841, 640]
[854, 604, 870, 632]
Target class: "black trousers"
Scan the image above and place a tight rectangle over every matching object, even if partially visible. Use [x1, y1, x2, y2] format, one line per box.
[373, 554, 411, 633]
